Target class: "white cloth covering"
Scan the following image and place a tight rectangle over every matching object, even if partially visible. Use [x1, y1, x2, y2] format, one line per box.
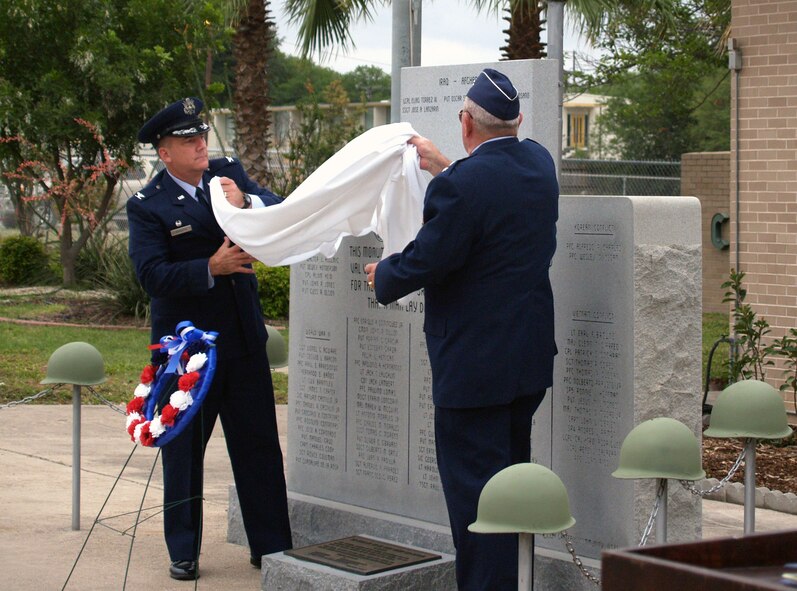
[210, 122, 427, 267]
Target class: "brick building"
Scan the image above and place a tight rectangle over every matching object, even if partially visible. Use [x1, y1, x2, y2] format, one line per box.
[731, 0, 797, 403]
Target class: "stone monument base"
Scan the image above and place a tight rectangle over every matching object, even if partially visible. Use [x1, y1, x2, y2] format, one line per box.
[229, 487, 601, 590]
[260, 535, 456, 591]
[228, 487, 455, 554]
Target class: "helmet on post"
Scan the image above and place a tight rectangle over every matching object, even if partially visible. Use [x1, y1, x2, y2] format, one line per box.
[613, 417, 705, 481]
[468, 463, 575, 534]
[704, 379, 792, 440]
[40, 342, 106, 386]
[265, 325, 288, 369]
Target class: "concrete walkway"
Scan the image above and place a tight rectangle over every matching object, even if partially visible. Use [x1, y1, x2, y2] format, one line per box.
[1, 404, 797, 591]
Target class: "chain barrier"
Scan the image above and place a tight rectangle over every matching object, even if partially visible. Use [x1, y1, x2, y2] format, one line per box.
[560, 532, 601, 586]
[639, 479, 666, 546]
[86, 386, 127, 415]
[0, 386, 59, 409]
[1, 385, 126, 415]
[680, 444, 747, 497]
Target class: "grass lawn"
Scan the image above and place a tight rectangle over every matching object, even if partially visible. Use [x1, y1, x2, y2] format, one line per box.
[0, 321, 288, 406]
[2, 293, 725, 408]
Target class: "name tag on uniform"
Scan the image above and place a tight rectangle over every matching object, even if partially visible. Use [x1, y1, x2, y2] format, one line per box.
[170, 225, 193, 236]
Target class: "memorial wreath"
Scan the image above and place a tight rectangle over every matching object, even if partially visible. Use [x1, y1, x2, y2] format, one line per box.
[125, 321, 218, 447]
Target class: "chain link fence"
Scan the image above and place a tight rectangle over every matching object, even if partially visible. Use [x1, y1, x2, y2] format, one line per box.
[561, 158, 681, 197]
[3, 154, 683, 235]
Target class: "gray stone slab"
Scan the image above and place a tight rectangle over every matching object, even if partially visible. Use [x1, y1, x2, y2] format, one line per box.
[231, 61, 704, 591]
[261, 535, 456, 591]
[399, 59, 560, 172]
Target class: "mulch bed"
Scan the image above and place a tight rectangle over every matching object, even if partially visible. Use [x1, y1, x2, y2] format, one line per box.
[703, 433, 797, 495]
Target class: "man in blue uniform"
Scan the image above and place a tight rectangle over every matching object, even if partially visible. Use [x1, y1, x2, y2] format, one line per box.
[365, 69, 559, 590]
[127, 97, 292, 581]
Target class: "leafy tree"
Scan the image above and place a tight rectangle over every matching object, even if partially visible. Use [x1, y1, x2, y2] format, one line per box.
[269, 47, 340, 106]
[341, 65, 391, 102]
[0, 0, 219, 286]
[576, 0, 730, 160]
[271, 79, 364, 196]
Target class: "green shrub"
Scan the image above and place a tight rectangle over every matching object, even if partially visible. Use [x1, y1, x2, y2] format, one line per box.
[89, 234, 150, 321]
[703, 312, 732, 387]
[0, 234, 53, 285]
[254, 262, 290, 320]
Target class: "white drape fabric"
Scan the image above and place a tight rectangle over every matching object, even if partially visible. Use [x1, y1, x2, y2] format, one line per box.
[210, 122, 427, 267]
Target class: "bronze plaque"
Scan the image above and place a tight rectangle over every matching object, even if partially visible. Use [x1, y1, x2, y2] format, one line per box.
[285, 535, 441, 576]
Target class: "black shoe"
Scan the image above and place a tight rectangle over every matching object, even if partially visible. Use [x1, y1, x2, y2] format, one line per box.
[169, 560, 199, 581]
[250, 555, 262, 569]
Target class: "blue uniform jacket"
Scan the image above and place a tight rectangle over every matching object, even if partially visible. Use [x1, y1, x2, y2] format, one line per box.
[375, 137, 559, 408]
[127, 157, 282, 357]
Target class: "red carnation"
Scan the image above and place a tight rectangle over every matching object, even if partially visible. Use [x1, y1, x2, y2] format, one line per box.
[138, 422, 154, 446]
[160, 404, 179, 426]
[127, 417, 145, 441]
[140, 365, 157, 384]
[126, 397, 145, 415]
[181, 350, 190, 362]
[178, 372, 200, 392]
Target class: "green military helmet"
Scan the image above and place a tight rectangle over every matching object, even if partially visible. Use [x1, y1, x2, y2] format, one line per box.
[468, 463, 576, 534]
[265, 325, 288, 369]
[40, 341, 106, 386]
[613, 417, 705, 481]
[704, 379, 792, 440]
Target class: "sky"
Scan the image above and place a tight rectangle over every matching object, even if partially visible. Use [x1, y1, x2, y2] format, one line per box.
[269, 1, 597, 74]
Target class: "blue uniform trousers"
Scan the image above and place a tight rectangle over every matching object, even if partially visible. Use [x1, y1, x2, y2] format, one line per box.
[435, 390, 547, 590]
[162, 351, 292, 561]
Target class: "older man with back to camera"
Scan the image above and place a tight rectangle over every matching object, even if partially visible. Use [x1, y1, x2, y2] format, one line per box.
[126, 97, 292, 581]
[365, 69, 559, 590]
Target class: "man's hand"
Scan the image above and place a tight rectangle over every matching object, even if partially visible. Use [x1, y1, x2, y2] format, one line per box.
[209, 237, 257, 276]
[218, 177, 248, 209]
[408, 135, 451, 177]
[364, 262, 378, 290]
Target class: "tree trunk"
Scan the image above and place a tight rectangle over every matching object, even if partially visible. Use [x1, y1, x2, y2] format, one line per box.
[501, 0, 547, 60]
[60, 216, 77, 287]
[232, 0, 276, 187]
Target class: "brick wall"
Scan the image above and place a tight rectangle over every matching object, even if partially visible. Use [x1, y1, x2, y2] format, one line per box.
[732, 0, 797, 402]
[681, 152, 731, 314]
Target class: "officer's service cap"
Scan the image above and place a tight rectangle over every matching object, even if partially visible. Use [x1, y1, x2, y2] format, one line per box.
[466, 68, 520, 121]
[138, 97, 211, 145]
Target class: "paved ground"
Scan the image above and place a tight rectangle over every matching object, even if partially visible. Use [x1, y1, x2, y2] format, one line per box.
[2, 404, 797, 591]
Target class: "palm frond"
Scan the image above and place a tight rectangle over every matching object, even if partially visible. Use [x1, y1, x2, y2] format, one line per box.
[285, 0, 375, 57]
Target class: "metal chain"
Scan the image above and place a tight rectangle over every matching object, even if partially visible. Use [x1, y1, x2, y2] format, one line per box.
[86, 386, 127, 415]
[680, 444, 747, 496]
[639, 479, 666, 546]
[1, 385, 125, 415]
[0, 386, 58, 409]
[560, 532, 601, 586]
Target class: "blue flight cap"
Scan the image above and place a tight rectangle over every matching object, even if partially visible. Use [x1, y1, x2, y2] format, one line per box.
[137, 97, 211, 145]
[466, 69, 520, 121]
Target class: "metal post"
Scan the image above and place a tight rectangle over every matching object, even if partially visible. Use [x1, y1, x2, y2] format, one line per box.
[390, 0, 422, 123]
[547, 1, 565, 180]
[518, 532, 534, 591]
[72, 384, 82, 530]
[655, 479, 667, 544]
[744, 438, 756, 534]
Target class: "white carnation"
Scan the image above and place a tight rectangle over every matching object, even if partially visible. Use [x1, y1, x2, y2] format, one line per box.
[134, 383, 151, 398]
[169, 390, 194, 411]
[133, 422, 145, 444]
[149, 417, 166, 438]
[126, 412, 141, 429]
[185, 352, 207, 373]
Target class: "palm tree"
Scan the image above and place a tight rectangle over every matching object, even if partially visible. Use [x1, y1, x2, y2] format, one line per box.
[217, 0, 278, 187]
[284, 0, 681, 64]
